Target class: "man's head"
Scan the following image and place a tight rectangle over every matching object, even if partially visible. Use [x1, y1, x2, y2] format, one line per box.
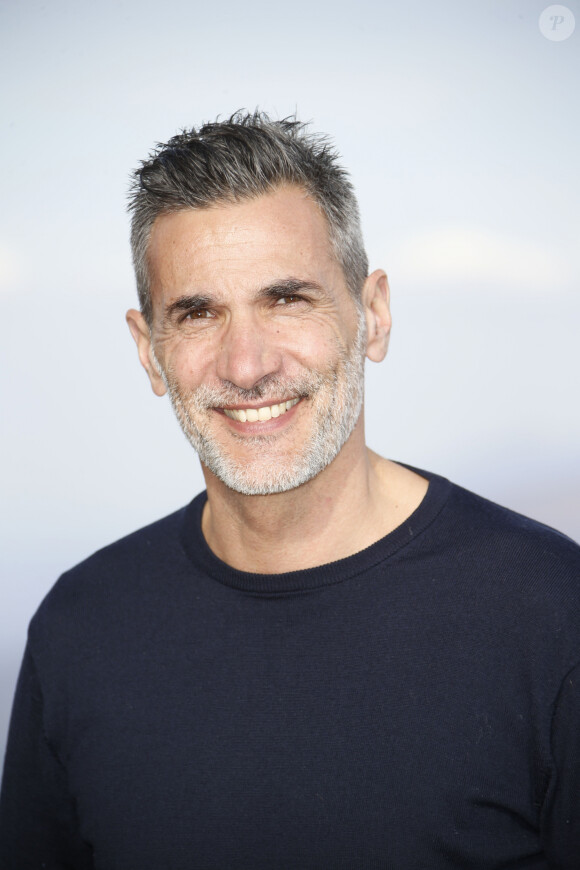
[128, 111, 369, 327]
[126, 114, 391, 496]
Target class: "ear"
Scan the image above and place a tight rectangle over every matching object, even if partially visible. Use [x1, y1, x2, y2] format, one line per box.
[362, 270, 391, 362]
[126, 309, 167, 396]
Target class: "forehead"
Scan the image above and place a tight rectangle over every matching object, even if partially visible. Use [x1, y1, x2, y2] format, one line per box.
[146, 186, 345, 302]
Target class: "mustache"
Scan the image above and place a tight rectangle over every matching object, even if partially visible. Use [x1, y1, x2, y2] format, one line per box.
[166, 372, 328, 410]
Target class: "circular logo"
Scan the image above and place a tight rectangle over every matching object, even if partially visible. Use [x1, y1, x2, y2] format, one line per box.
[539, 5, 576, 40]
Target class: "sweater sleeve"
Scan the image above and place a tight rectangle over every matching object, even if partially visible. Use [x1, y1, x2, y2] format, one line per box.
[541, 661, 580, 868]
[0, 643, 94, 869]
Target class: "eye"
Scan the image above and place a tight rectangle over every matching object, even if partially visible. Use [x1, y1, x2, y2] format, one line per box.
[275, 295, 303, 305]
[182, 308, 213, 321]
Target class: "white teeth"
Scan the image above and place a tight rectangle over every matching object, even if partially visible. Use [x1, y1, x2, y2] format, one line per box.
[223, 398, 300, 423]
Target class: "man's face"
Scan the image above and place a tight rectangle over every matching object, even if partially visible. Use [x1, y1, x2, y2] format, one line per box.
[142, 186, 369, 495]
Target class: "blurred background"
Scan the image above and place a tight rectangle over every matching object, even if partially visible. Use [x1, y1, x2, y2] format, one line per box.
[1, 0, 578, 764]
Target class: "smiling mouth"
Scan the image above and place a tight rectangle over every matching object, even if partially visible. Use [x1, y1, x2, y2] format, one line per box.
[222, 398, 300, 423]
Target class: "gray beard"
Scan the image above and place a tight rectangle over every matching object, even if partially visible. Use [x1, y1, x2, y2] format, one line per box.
[160, 309, 367, 496]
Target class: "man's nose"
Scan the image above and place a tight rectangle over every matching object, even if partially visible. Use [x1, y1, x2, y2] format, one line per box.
[215, 314, 283, 391]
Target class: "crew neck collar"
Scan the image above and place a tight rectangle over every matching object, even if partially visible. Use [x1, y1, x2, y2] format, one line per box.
[179, 465, 451, 595]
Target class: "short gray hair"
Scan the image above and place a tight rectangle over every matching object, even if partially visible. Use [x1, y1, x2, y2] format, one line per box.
[128, 111, 369, 325]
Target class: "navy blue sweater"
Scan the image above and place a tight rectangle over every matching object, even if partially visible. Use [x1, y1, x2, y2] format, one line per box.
[1, 470, 580, 868]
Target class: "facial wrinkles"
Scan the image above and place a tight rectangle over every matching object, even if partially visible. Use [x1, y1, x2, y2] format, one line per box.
[155, 307, 367, 496]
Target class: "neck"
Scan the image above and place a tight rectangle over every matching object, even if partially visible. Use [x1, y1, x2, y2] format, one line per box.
[200, 425, 428, 574]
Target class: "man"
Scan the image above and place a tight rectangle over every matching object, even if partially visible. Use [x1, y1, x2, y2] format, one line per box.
[1, 112, 579, 868]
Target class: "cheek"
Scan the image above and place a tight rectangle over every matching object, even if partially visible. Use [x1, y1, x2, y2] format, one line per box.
[276, 321, 347, 369]
[161, 336, 215, 384]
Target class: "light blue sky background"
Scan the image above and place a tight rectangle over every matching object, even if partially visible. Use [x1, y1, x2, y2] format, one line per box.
[1, 0, 579, 758]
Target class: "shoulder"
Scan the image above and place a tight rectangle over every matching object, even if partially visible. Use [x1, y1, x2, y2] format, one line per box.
[402, 463, 579, 569]
[398, 470, 580, 698]
[443, 478, 579, 569]
[397, 465, 580, 620]
[28, 496, 203, 648]
[429, 475, 580, 628]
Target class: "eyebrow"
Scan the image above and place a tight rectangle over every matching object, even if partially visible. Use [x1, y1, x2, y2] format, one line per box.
[163, 278, 326, 322]
[256, 278, 326, 301]
[256, 278, 325, 299]
[164, 294, 213, 322]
